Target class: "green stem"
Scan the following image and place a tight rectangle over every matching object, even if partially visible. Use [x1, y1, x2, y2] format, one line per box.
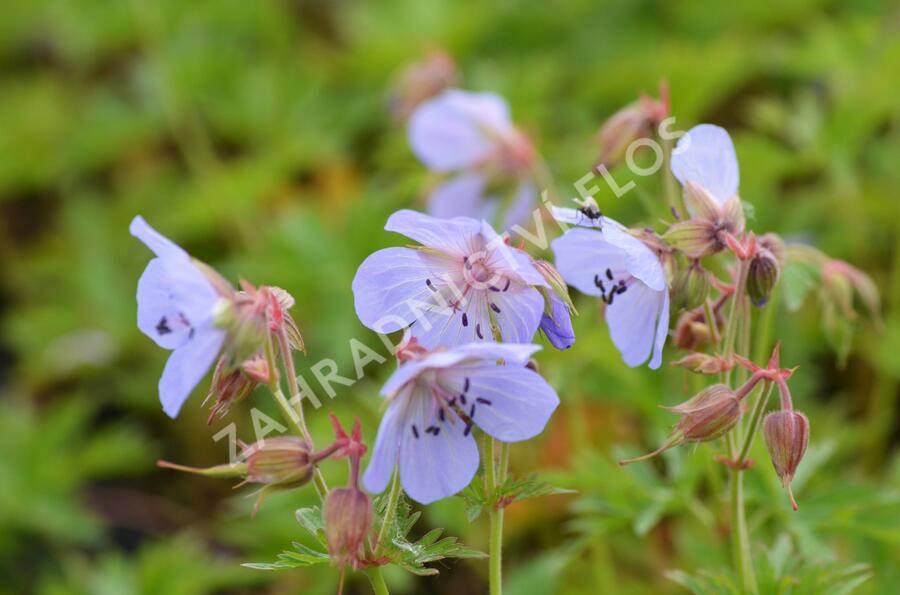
[737, 381, 774, 465]
[729, 462, 757, 594]
[376, 472, 402, 555]
[277, 330, 312, 446]
[703, 299, 720, 350]
[484, 437, 505, 595]
[719, 257, 757, 593]
[661, 136, 682, 216]
[489, 505, 504, 595]
[722, 259, 750, 385]
[366, 567, 391, 595]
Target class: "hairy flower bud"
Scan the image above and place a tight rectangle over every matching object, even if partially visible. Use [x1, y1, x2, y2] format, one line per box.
[673, 306, 716, 351]
[747, 248, 780, 307]
[595, 83, 668, 168]
[763, 410, 809, 510]
[324, 486, 373, 570]
[215, 282, 270, 365]
[667, 384, 742, 442]
[620, 384, 741, 465]
[665, 184, 745, 258]
[243, 437, 314, 487]
[672, 261, 710, 311]
[388, 50, 458, 120]
[672, 352, 732, 375]
[204, 354, 266, 423]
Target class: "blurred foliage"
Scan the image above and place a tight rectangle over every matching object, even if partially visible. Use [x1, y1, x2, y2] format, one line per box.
[1, 0, 899, 593]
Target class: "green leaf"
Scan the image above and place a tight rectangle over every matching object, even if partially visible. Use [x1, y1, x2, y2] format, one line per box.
[242, 541, 330, 571]
[462, 475, 574, 521]
[376, 493, 486, 576]
[294, 506, 327, 546]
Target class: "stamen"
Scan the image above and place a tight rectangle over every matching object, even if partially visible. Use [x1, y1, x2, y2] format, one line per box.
[490, 303, 501, 313]
[426, 278, 436, 292]
[476, 397, 492, 405]
[606, 268, 613, 281]
[463, 378, 470, 393]
[411, 425, 419, 439]
[502, 278, 510, 292]
[460, 394, 468, 405]
[469, 404, 476, 418]
[156, 317, 172, 336]
[462, 312, 469, 327]
[476, 323, 484, 339]
[463, 423, 473, 436]
[439, 408, 445, 422]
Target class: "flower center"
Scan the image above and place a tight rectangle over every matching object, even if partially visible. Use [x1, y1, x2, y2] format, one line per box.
[594, 267, 633, 305]
[406, 375, 494, 440]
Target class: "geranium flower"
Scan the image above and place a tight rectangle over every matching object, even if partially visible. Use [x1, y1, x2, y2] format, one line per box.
[665, 124, 746, 257]
[131, 216, 229, 417]
[551, 215, 669, 368]
[409, 89, 537, 228]
[363, 342, 559, 504]
[352, 209, 548, 348]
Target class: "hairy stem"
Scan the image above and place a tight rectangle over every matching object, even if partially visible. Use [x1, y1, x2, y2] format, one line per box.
[719, 257, 757, 593]
[483, 436, 505, 595]
[737, 381, 774, 465]
[367, 567, 391, 595]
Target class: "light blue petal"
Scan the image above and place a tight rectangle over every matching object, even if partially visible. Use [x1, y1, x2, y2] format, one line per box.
[605, 280, 665, 368]
[440, 363, 559, 442]
[649, 289, 670, 369]
[130, 216, 190, 262]
[159, 326, 225, 418]
[398, 385, 480, 504]
[428, 173, 494, 221]
[671, 124, 739, 204]
[385, 209, 481, 257]
[352, 246, 460, 335]
[362, 396, 406, 494]
[408, 89, 512, 172]
[489, 285, 544, 343]
[551, 228, 629, 297]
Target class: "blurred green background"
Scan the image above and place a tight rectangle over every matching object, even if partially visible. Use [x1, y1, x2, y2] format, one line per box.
[1, 0, 899, 593]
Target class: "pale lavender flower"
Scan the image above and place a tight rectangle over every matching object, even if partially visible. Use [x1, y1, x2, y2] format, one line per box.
[551, 214, 669, 368]
[352, 209, 548, 348]
[131, 216, 227, 418]
[363, 342, 559, 504]
[409, 89, 537, 228]
[671, 124, 739, 210]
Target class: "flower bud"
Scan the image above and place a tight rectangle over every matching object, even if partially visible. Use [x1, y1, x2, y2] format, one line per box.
[758, 232, 785, 267]
[205, 355, 264, 423]
[266, 286, 306, 353]
[620, 384, 741, 465]
[672, 261, 710, 311]
[763, 410, 809, 510]
[673, 306, 717, 351]
[388, 50, 458, 120]
[215, 282, 269, 365]
[595, 84, 668, 168]
[667, 384, 742, 442]
[242, 437, 314, 487]
[672, 352, 732, 375]
[665, 185, 745, 258]
[324, 486, 373, 569]
[747, 248, 780, 307]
